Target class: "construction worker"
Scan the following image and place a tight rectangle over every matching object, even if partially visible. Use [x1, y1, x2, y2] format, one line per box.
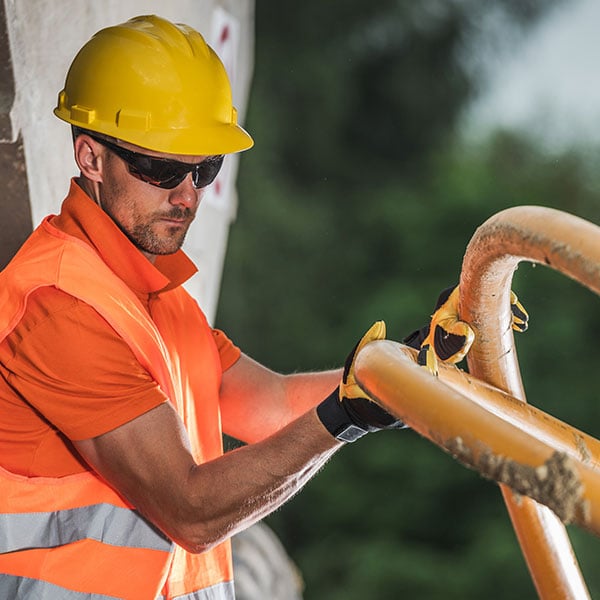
[0, 15, 409, 600]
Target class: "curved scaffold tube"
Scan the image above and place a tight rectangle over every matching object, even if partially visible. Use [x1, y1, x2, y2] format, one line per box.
[354, 206, 600, 599]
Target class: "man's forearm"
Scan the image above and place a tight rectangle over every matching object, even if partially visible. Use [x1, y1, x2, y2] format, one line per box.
[219, 354, 341, 443]
[75, 402, 342, 555]
[176, 408, 341, 552]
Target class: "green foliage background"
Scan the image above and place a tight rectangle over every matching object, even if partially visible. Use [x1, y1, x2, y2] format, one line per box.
[217, 1, 600, 597]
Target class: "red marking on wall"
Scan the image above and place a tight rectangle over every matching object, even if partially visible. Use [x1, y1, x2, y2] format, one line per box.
[220, 26, 229, 45]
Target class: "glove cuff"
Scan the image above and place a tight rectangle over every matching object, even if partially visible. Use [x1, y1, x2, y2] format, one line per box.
[316, 388, 369, 443]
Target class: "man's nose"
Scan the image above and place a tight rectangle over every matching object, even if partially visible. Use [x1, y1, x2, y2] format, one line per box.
[168, 174, 201, 209]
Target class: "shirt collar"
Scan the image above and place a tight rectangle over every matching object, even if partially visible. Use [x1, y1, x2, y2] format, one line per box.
[51, 179, 198, 295]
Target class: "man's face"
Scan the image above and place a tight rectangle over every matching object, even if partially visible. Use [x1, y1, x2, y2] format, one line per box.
[97, 142, 208, 261]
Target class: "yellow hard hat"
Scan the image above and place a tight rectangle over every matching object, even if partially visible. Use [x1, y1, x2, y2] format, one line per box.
[54, 14, 253, 155]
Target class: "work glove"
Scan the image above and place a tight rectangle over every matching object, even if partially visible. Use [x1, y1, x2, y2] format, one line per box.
[403, 285, 529, 376]
[317, 321, 406, 443]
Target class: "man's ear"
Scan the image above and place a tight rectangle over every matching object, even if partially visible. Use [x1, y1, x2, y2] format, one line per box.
[73, 134, 105, 182]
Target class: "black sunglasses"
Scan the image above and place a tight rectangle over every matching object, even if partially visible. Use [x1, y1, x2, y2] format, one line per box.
[90, 134, 224, 190]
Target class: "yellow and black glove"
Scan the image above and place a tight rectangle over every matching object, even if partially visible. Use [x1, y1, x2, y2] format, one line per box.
[317, 321, 406, 443]
[509, 290, 529, 333]
[403, 285, 529, 376]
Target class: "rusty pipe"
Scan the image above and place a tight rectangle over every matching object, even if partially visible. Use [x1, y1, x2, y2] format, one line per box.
[354, 341, 594, 599]
[355, 342, 600, 527]
[353, 206, 600, 598]
[460, 205, 600, 599]
[461, 206, 600, 396]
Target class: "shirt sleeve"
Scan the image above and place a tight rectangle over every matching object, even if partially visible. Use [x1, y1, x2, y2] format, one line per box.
[0, 286, 168, 441]
[211, 328, 241, 371]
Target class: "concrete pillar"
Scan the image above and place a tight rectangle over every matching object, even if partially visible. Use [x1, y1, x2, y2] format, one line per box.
[0, 0, 31, 268]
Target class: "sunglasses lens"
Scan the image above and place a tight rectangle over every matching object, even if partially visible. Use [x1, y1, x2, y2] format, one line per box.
[122, 155, 180, 188]
[129, 155, 223, 189]
[192, 155, 224, 189]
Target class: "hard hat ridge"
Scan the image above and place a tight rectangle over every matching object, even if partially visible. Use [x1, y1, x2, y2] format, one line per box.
[115, 15, 209, 60]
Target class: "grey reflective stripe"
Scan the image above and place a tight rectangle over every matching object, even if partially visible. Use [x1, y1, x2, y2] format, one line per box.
[0, 574, 120, 599]
[0, 503, 172, 553]
[157, 580, 235, 600]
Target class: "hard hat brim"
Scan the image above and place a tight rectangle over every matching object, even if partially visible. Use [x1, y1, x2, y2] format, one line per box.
[55, 105, 254, 156]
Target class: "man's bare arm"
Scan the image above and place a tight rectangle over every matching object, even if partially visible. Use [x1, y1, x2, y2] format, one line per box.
[74, 400, 341, 554]
[219, 353, 341, 444]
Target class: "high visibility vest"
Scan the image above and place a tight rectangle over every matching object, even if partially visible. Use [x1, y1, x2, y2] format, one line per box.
[0, 218, 234, 600]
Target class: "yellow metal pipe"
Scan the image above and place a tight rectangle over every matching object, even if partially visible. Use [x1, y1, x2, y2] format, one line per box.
[354, 342, 594, 599]
[355, 342, 600, 528]
[354, 206, 600, 598]
[460, 206, 600, 396]
[460, 205, 600, 598]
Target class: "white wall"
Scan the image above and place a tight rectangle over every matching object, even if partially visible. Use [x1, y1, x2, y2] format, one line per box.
[3, 0, 254, 323]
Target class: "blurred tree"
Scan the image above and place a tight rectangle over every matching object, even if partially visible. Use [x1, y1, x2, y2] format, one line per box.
[237, 133, 600, 599]
[220, 0, 563, 371]
[215, 0, 600, 598]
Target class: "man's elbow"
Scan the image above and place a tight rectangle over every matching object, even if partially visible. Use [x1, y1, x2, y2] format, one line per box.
[169, 521, 230, 554]
[160, 506, 232, 555]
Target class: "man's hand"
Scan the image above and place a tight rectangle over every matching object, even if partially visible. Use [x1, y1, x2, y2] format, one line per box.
[317, 321, 406, 443]
[408, 286, 474, 376]
[403, 285, 529, 376]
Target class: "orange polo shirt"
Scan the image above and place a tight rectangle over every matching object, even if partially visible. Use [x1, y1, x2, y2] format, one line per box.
[0, 179, 240, 477]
